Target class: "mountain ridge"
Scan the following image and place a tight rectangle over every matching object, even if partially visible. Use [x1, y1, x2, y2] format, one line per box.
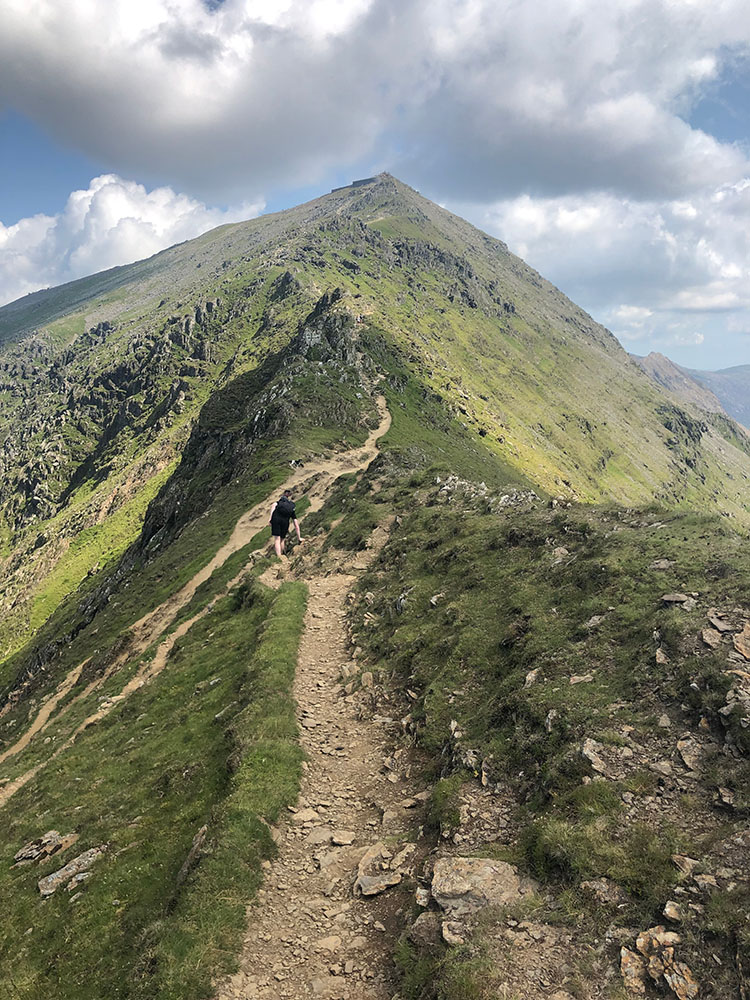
[2, 173, 750, 663]
[0, 174, 748, 999]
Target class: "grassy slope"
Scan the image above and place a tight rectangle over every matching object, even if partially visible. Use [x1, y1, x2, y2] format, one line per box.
[0, 578, 306, 1000]
[288, 180, 750, 520]
[294, 336, 750, 997]
[3, 174, 750, 669]
[338, 478, 748, 997]
[0, 257, 321, 662]
[0, 295, 375, 995]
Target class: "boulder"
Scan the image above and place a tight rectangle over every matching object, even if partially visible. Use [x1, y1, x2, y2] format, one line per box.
[291, 808, 319, 824]
[671, 854, 700, 877]
[633, 925, 699, 1000]
[676, 737, 702, 771]
[580, 877, 627, 907]
[663, 900, 686, 922]
[581, 738, 612, 777]
[431, 857, 523, 917]
[664, 961, 700, 1000]
[407, 911, 442, 951]
[620, 947, 647, 995]
[314, 935, 342, 953]
[305, 826, 333, 846]
[708, 615, 732, 633]
[701, 628, 722, 649]
[442, 921, 466, 946]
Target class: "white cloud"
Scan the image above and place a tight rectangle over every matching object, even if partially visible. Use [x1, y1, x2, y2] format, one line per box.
[1, 0, 749, 201]
[459, 177, 750, 363]
[0, 175, 262, 304]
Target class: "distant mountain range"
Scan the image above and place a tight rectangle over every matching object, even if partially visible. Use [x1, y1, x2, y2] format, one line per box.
[634, 351, 750, 428]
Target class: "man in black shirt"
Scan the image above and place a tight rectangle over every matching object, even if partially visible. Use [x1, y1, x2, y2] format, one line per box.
[269, 491, 302, 557]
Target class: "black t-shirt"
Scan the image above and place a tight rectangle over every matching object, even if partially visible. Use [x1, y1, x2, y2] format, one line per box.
[271, 498, 295, 533]
[275, 497, 295, 520]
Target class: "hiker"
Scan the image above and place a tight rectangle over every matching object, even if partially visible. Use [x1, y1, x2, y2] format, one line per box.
[269, 490, 302, 557]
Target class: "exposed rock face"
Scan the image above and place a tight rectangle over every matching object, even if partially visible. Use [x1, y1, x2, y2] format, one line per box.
[628, 925, 700, 1000]
[430, 857, 523, 917]
[138, 289, 369, 556]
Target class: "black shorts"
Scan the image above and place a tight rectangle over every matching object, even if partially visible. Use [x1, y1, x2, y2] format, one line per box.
[270, 516, 290, 538]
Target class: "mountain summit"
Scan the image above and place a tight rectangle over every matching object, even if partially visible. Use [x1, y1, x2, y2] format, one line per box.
[0, 175, 748, 999]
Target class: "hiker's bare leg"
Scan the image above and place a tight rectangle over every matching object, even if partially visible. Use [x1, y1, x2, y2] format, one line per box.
[273, 535, 282, 557]
[281, 538, 286, 554]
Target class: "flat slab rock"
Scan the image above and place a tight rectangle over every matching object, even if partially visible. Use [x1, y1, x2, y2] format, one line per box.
[38, 846, 106, 897]
[14, 830, 78, 867]
[354, 841, 403, 896]
[431, 857, 524, 916]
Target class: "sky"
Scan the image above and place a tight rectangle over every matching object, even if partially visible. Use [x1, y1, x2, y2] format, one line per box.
[1, 1, 750, 371]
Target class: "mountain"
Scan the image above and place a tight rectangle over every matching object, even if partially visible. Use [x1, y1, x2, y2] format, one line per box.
[633, 351, 726, 415]
[2, 175, 750, 664]
[688, 363, 750, 429]
[0, 175, 747, 999]
[635, 351, 750, 431]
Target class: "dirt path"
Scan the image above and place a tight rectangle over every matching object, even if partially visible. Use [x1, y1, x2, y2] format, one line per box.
[0, 399, 392, 811]
[216, 525, 425, 1000]
[0, 658, 88, 767]
[130, 396, 391, 639]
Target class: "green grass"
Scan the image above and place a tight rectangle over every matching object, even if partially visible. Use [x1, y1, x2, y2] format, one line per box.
[0, 343, 370, 703]
[426, 775, 464, 836]
[342, 483, 748, 927]
[394, 937, 491, 1000]
[134, 580, 307, 999]
[0, 579, 306, 999]
[30, 462, 177, 632]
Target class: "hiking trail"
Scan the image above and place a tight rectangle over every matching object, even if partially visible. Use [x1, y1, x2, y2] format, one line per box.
[216, 525, 425, 1000]
[0, 398, 391, 811]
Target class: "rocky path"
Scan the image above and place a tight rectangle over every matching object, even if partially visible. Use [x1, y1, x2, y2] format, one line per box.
[217, 542, 423, 1000]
